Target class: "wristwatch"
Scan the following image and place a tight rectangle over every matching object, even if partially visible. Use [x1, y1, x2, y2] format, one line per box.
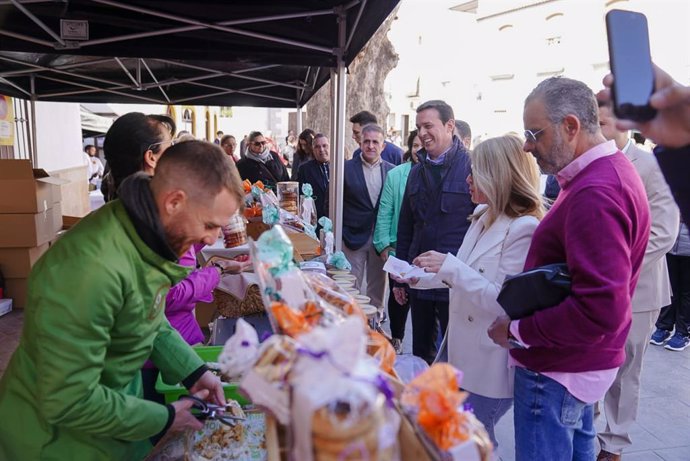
[211, 262, 225, 275]
[507, 327, 526, 350]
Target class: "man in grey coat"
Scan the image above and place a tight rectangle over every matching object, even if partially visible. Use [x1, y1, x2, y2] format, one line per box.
[596, 102, 680, 461]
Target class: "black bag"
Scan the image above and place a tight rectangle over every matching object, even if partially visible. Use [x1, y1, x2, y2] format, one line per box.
[497, 263, 571, 319]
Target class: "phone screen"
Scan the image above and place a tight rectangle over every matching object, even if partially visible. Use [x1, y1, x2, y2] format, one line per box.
[606, 10, 656, 121]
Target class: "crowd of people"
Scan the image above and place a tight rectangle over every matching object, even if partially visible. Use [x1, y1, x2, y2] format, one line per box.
[0, 59, 688, 461]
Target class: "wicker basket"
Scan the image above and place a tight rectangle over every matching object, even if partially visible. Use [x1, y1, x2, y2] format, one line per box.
[214, 283, 266, 319]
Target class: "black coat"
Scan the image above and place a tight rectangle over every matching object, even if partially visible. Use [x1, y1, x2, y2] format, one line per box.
[297, 159, 329, 221]
[236, 152, 289, 190]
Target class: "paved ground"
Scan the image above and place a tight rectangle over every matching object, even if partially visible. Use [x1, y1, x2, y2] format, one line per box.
[2, 308, 689, 460]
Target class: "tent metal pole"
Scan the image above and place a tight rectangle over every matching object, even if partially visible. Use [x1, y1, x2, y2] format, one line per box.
[80, 10, 335, 48]
[332, 7, 347, 252]
[92, 0, 334, 54]
[29, 75, 37, 165]
[152, 58, 306, 91]
[9, 0, 66, 47]
[296, 103, 303, 135]
[328, 68, 338, 235]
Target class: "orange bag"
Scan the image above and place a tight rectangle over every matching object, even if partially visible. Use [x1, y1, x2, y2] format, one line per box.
[367, 330, 396, 375]
[271, 301, 322, 337]
[401, 363, 470, 451]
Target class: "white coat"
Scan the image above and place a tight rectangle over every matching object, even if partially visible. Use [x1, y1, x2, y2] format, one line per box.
[415, 205, 538, 398]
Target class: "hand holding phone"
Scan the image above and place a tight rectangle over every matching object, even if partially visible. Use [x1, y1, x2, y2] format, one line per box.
[599, 65, 690, 149]
[606, 9, 656, 122]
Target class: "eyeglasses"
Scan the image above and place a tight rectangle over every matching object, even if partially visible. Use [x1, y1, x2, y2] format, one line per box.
[524, 127, 547, 144]
[147, 139, 176, 151]
[252, 141, 267, 147]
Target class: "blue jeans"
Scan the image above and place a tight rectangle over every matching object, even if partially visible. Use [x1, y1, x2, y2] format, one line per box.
[514, 367, 596, 461]
[465, 393, 513, 450]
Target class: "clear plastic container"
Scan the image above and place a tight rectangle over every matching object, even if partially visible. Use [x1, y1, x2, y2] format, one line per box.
[277, 181, 300, 215]
[222, 211, 248, 248]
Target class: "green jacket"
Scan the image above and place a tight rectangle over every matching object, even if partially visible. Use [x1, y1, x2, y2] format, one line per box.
[0, 200, 204, 461]
[373, 162, 413, 255]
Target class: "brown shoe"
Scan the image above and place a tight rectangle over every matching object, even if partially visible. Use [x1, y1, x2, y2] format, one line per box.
[597, 450, 621, 461]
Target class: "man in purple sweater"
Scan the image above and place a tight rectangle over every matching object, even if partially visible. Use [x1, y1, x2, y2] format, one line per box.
[489, 77, 651, 460]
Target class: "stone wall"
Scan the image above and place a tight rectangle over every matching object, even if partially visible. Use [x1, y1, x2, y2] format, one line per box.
[306, 7, 400, 158]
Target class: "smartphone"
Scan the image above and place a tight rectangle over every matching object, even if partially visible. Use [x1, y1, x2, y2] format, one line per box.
[606, 10, 657, 122]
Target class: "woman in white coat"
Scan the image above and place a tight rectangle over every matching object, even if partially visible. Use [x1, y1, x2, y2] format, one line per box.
[406, 135, 544, 448]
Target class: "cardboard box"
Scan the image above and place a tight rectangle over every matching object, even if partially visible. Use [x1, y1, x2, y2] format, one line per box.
[62, 215, 82, 230]
[0, 159, 67, 213]
[0, 298, 12, 317]
[5, 277, 28, 309]
[0, 243, 50, 278]
[0, 206, 62, 247]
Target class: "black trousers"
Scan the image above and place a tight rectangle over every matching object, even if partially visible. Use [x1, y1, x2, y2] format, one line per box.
[657, 253, 690, 336]
[411, 297, 449, 365]
[387, 276, 410, 340]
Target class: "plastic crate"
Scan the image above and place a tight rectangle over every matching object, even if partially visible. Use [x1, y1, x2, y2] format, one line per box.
[154, 345, 249, 405]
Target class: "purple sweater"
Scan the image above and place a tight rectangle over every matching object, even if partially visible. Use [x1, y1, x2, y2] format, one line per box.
[511, 152, 650, 372]
[165, 245, 220, 346]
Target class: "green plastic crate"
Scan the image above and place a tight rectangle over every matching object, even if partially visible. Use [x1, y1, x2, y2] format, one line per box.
[154, 345, 249, 405]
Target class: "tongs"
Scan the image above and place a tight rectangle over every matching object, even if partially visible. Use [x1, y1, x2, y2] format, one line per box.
[179, 395, 246, 427]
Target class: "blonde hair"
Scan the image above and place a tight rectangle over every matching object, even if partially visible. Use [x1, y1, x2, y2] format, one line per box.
[469, 134, 545, 226]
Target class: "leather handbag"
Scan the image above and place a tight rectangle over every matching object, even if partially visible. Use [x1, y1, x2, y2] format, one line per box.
[497, 263, 571, 319]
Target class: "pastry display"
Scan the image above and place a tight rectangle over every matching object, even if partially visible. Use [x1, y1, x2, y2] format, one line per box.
[187, 403, 268, 461]
[222, 212, 248, 248]
[277, 181, 300, 215]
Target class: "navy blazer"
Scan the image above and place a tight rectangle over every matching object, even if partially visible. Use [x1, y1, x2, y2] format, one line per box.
[297, 159, 329, 221]
[343, 157, 395, 251]
[396, 136, 474, 302]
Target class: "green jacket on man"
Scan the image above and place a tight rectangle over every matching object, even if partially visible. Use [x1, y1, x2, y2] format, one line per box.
[0, 200, 204, 460]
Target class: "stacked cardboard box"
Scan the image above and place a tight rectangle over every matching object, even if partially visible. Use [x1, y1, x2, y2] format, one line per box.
[0, 160, 66, 308]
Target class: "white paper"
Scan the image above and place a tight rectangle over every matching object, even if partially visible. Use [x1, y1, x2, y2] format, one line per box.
[383, 256, 435, 280]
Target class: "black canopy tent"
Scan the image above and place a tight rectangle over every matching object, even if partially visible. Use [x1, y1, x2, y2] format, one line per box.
[0, 0, 397, 107]
[0, 0, 400, 249]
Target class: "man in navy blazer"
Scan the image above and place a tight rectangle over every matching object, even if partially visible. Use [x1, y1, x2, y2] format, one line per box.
[343, 124, 395, 313]
[350, 110, 403, 166]
[297, 133, 330, 221]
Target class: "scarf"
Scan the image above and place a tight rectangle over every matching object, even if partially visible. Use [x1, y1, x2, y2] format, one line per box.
[118, 172, 178, 261]
[245, 146, 273, 164]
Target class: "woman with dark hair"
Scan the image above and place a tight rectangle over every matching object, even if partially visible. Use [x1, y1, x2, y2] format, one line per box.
[290, 128, 316, 180]
[235, 130, 289, 189]
[373, 129, 422, 353]
[101, 112, 176, 202]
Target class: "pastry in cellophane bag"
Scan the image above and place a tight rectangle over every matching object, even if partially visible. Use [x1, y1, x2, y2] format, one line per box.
[400, 363, 493, 461]
[290, 316, 401, 461]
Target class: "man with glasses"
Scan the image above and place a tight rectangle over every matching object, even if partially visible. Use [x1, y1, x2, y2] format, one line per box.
[235, 130, 289, 189]
[488, 77, 651, 460]
[596, 101, 678, 461]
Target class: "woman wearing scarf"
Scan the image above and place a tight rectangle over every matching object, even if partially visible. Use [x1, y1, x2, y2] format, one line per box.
[236, 130, 290, 190]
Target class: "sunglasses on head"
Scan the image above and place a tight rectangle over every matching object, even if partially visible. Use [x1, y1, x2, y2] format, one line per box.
[147, 139, 176, 151]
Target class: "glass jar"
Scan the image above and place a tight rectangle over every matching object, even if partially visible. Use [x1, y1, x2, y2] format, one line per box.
[277, 181, 299, 215]
[221, 211, 248, 248]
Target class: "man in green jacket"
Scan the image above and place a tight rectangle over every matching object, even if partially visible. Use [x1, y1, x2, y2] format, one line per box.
[0, 141, 245, 460]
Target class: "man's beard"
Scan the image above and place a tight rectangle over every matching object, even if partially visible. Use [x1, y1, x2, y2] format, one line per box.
[165, 225, 189, 258]
[539, 129, 574, 175]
